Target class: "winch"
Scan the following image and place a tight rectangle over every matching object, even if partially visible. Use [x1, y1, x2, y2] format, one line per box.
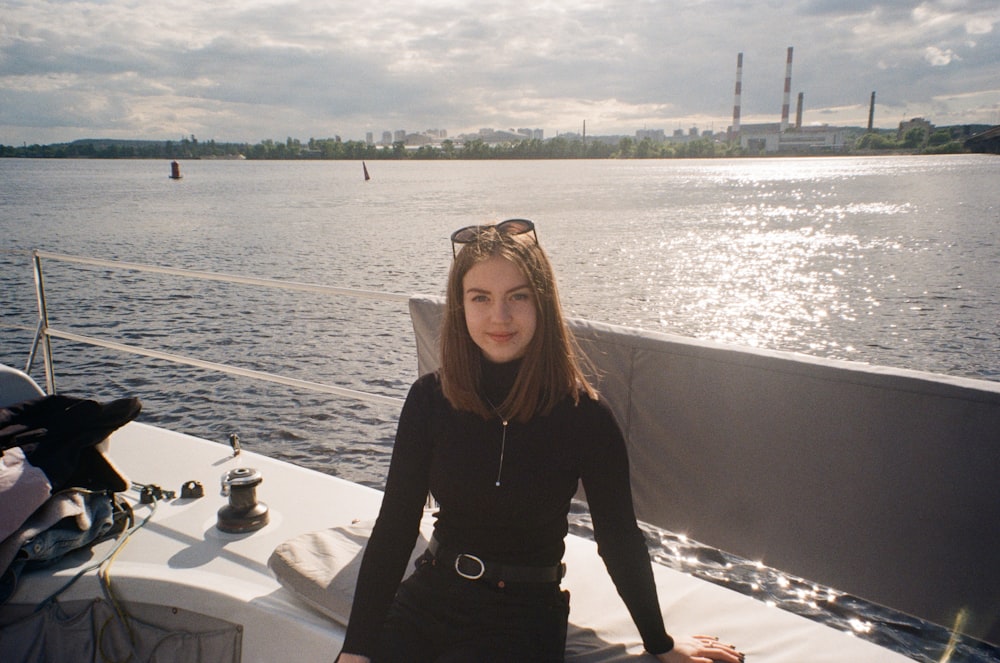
[217, 467, 269, 533]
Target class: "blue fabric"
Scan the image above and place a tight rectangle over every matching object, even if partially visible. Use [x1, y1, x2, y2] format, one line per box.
[0, 489, 119, 603]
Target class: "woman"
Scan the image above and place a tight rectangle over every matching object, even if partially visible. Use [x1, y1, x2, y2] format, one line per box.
[338, 220, 743, 663]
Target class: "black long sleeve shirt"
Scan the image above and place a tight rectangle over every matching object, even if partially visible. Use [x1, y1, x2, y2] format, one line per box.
[342, 361, 673, 657]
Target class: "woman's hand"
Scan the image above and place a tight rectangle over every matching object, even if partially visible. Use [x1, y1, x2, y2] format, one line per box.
[335, 654, 371, 663]
[655, 635, 745, 663]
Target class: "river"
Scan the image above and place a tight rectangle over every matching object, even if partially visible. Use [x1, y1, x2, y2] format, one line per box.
[1, 155, 998, 485]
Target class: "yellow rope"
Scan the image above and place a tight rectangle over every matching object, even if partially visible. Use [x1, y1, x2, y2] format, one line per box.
[96, 498, 158, 663]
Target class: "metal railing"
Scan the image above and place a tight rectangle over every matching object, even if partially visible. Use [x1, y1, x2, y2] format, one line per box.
[23, 250, 408, 408]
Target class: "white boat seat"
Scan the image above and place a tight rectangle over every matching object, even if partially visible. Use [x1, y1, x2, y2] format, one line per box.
[267, 517, 912, 662]
[0, 364, 44, 408]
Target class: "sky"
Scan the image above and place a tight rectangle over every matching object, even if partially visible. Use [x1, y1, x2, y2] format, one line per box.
[2, 0, 998, 145]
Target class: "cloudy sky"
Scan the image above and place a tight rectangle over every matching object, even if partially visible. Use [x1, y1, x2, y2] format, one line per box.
[2, 0, 998, 145]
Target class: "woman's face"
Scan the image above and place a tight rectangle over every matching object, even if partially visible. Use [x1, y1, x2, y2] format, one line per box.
[462, 256, 538, 364]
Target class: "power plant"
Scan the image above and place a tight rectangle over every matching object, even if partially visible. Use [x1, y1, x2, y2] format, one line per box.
[728, 46, 852, 153]
[780, 47, 794, 131]
[731, 52, 743, 136]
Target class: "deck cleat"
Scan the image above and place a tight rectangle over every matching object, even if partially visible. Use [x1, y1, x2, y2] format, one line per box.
[180, 480, 205, 499]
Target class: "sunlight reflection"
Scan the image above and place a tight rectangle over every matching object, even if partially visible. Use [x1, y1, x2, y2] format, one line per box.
[611, 194, 907, 361]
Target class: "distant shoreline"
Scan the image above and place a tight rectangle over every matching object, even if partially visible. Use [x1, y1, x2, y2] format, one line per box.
[3, 124, 993, 160]
[0, 146, 977, 160]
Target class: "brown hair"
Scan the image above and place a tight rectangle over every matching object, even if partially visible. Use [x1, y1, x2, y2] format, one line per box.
[439, 225, 597, 422]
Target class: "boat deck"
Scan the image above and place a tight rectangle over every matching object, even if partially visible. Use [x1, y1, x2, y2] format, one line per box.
[4, 421, 915, 662]
[4, 422, 375, 660]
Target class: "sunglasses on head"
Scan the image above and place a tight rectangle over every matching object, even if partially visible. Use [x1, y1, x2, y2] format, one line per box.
[450, 219, 538, 258]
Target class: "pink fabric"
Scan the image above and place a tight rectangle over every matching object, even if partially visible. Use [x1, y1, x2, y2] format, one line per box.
[0, 447, 52, 541]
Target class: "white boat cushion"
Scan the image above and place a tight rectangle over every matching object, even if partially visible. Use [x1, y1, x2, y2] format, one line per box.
[0, 364, 44, 408]
[268, 516, 433, 624]
[268, 516, 912, 662]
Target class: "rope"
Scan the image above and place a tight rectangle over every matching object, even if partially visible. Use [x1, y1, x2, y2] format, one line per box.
[34, 495, 158, 662]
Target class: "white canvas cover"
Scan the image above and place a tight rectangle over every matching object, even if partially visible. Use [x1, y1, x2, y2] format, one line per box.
[268, 515, 912, 662]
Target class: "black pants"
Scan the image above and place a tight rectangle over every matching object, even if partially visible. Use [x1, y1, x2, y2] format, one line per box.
[374, 553, 570, 663]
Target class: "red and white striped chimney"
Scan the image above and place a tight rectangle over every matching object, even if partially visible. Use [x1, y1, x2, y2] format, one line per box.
[780, 46, 793, 131]
[732, 52, 743, 137]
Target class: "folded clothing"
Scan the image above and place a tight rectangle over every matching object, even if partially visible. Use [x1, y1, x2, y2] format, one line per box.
[0, 488, 130, 603]
[0, 394, 139, 498]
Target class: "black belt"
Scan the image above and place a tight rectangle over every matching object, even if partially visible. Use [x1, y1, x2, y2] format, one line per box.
[427, 537, 565, 584]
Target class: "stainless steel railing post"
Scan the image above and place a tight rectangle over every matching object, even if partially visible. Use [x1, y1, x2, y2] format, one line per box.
[30, 250, 56, 394]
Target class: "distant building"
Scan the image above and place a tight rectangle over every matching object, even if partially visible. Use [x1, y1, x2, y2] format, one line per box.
[636, 129, 666, 142]
[513, 128, 544, 140]
[665, 127, 709, 144]
[381, 131, 392, 145]
[777, 125, 848, 152]
[393, 129, 407, 143]
[515, 128, 544, 140]
[365, 132, 374, 145]
[735, 122, 847, 153]
[404, 133, 433, 146]
[470, 128, 526, 144]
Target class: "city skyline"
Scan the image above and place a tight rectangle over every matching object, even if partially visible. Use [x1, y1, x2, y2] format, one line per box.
[3, 1, 998, 146]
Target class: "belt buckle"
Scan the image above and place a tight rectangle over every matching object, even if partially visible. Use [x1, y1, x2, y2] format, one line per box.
[454, 553, 485, 580]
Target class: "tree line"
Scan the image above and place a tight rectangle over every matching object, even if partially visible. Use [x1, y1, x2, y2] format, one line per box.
[853, 127, 968, 154]
[1, 128, 972, 160]
[0, 135, 736, 159]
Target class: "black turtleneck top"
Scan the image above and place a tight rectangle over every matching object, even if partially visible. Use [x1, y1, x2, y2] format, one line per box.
[341, 360, 673, 657]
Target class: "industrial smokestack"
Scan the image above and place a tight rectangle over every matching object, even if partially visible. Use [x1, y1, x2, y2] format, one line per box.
[868, 92, 876, 131]
[732, 52, 743, 137]
[780, 47, 793, 131]
[795, 92, 803, 129]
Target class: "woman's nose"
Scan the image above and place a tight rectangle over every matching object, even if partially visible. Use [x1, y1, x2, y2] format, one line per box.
[492, 300, 512, 321]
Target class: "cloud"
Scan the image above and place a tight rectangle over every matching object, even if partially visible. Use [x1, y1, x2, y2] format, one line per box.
[965, 17, 994, 35]
[2, 0, 998, 144]
[924, 46, 960, 66]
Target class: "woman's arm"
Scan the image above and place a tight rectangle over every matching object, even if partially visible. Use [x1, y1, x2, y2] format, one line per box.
[339, 376, 436, 657]
[579, 400, 744, 661]
[578, 399, 674, 653]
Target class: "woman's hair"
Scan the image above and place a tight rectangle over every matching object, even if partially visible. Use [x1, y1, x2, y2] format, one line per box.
[439, 226, 597, 422]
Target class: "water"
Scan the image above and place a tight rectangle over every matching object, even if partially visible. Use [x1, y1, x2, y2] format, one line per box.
[1, 155, 998, 660]
[2, 156, 998, 484]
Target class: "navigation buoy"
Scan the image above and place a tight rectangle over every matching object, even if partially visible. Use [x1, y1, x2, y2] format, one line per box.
[363, 161, 371, 181]
[169, 161, 183, 180]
